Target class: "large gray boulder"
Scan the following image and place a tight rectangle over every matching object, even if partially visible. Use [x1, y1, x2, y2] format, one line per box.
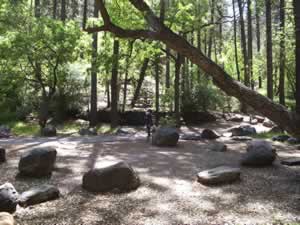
[18, 147, 57, 177]
[197, 166, 241, 185]
[0, 148, 5, 163]
[201, 129, 220, 139]
[41, 125, 57, 137]
[0, 183, 19, 213]
[152, 127, 179, 147]
[18, 185, 60, 207]
[0, 212, 16, 225]
[241, 141, 276, 167]
[82, 162, 140, 193]
[228, 125, 256, 136]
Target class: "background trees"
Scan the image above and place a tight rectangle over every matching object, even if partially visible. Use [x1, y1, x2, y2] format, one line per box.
[0, 0, 299, 135]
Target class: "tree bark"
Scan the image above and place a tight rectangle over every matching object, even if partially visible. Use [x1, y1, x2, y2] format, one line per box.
[53, 0, 57, 19]
[165, 47, 170, 88]
[155, 56, 160, 126]
[83, 0, 88, 29]
[266, 0, 273, 100]
[247, 0, 253, 89]
[207, 0, 215, 59]
[89, 0, 300, 136]
[111, 39, 120, 128]
[61, 0, 66, 21]
[174, 53, 182, 127]
[279, 0, 285, 106]
[255, 0, 261, 52]
[232, 0, 240, 81]
[294, 0, 300, 113]
[34, 0, 40, 17]
[122, 41, 133, 112]
[131, 58, 149, 108]
[237, 0, 249, 86]
[90, 0, 99, 127]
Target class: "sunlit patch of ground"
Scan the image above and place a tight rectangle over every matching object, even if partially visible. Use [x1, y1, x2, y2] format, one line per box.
[0, 121, 299, 225]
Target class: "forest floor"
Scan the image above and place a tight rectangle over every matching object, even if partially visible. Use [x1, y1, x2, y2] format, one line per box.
[0, 120, 300, 225]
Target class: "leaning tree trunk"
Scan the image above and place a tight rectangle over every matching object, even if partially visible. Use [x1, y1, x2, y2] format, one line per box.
[88, 0, 300, 136]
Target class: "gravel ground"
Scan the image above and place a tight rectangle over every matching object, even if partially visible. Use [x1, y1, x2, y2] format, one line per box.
[0, 121, 300, 225]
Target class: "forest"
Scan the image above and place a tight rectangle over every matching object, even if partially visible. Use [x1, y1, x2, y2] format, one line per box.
[0, 0, 300, 225]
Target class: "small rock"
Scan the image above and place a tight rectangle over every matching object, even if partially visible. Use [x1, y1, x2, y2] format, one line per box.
[228, 115, 243, 122]
[0, 183, 19, 213]
[18, 185, 60, 207]
[228, 125, 256, 136]
[18, 147, 57, 177]
[0, 148, 5, 163]
[281, 158, 300, 166]
[152, 127, 179, 147]
[201, 129, 220, 139]
[209, 142, 227, 152]
[75, 119, 89, 126]
[241, 140, 276, 167]
[287, 137, 300, 145]
[41, 125, 57, 137]
[180, 134, 202, 141]
[116, 128, 131, 136]
[82, 161, 140, 193]
[254, 115, 265, 123]
[250, 119, 258, 125]
[0, 212, 15, 225]
[197, 166, 241, 185]
[272, 135, 290, 142]
[0, 126, 10, 138]
[79, 127, 97, 136]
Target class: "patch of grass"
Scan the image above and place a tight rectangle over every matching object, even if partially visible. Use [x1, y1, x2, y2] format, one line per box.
[250, 132, 285, 139]
[9, 121, 40, 136]
[58, 121, 82, 134]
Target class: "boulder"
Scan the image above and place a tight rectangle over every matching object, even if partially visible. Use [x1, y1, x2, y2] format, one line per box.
[180, 134, 202, 141]
[152, 127, 179, 147]
[231, 136, 252, 141]
[208, 142, 227, 152]
[201, 129, 220, 139]
[228, 125, 256, 136]
[79, 127, 97, 136]
[82, 161, 140, 193]
[263, 120, 274, 128]
[0, 126, 10, 138]
[281, 158, 300, 166]
[0, 148, 5, 163]
[41, 125, 57, 137]
[0, 183, 19, 213]
[269, 126, 284, 133]
[197, 166, 241, 185]
[287, 137, 300, 145]
[0, 212, 15, 225]
[272, 135, 290, 142]
[241, 141, 276, 167]
[18, 185, 60, 207]
[18, 147, 57, 177]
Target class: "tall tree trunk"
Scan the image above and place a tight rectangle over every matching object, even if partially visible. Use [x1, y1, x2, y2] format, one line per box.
[255, 0, 261, 52]
[122, 41, 133, 112]
[279, 0, 286, 106]
[53, 0, 57, 19]
[82, 0, 88, 29]
[90, 0, 99, 127]
[174, 53, 182, 127]
[61, 0, 66, 21]
[266, 0, 273, 100]
[34, 0, 40, 17]
[247, 0, 254, 89]
[111, 39, 120, 128]
[155, 56, 160, 126]
[232, 0, 240, 81]
[197, 29, 201, 81]
[294, 0, 300, 113]
[208, 0, 215, 59]
[131, 58, 149, 108]
[165, 47, 170, 88]
[106, 80, 110, 108]
[237, 0, 249, 86]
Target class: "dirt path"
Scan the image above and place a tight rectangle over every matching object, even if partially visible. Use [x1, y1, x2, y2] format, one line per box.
[0, 121, 300, 225]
